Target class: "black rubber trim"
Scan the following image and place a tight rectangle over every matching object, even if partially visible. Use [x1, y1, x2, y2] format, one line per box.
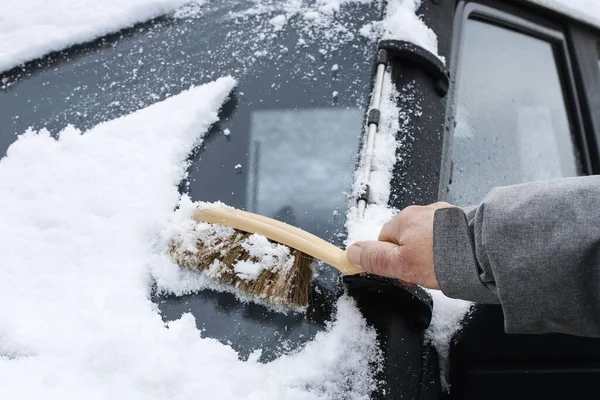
[376, 48, 389, 65]
[379, 39, 450, 97]
[367, 109, 380, 126]
[343, 274, 433, 331]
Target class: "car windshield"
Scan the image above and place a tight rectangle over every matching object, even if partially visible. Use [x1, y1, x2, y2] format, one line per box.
[0, 1, 380, 360]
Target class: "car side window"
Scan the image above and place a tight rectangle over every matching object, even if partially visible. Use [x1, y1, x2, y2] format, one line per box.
[447, 18, 580, 206]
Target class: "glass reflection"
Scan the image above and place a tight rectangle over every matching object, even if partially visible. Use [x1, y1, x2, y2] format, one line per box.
[247, 108, 361, 241]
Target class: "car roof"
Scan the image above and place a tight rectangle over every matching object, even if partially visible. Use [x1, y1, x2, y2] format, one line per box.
[526, 0, 600, 30]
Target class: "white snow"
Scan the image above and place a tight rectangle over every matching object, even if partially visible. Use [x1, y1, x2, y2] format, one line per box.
[172, 0, 206, 19]
[0, 0, 198, 73]
[382, 0, 440, 58]
[226, 0, 380, 61]
[235, 163, 242, 169]
[236, 234, 295, 280]
[269, 14, 288, 32]
[360, 0, 443, 62]
[0, 0, 453, 74]
[426, 291, 472, 390]
[152, 196, 276, 302]
[0, 76, 235, 395]
[254, 50, 269, 58]
[0, 75, 382, 398]
[154, 199, 301, 311]
[3, 0, 597, 78]
[346, 70, 401, 245]
[223, 128, 231, 136]
[331, 64, 340, 72]
[529, 0, 600, 28]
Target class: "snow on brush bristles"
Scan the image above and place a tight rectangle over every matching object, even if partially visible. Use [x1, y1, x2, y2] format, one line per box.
[163, 198, 314, 309]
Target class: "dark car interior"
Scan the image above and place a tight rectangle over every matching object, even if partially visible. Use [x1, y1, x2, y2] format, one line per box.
[2, 0, 600, 398]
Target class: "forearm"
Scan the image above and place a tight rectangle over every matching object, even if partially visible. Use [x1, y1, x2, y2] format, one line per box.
[434, 176, 600, 337]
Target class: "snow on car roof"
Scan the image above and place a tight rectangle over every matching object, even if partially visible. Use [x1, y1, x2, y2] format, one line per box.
[1, 0, 366, 73]
[527, 0, 600, 30]
[2, 0, 598, 75]
[0, 0, 194, 73]
[0, 0, 449, 75]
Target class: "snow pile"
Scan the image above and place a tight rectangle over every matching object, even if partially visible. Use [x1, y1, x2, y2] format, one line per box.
[360, 0, 443, 61]
[0, 76, 381, 398]
[0, 76, 235, 394]
[426, 291, 472, 390]
[0, 0, 201, 73]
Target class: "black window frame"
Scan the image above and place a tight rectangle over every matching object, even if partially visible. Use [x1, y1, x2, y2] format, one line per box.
[439, 0, 595, 200]
[567, 22, 600, 173]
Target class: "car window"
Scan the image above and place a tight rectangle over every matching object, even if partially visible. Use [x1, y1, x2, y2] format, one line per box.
[0, 1, 379, 361]
[247, 109, 360, 232]
[447, 18, 580, 206]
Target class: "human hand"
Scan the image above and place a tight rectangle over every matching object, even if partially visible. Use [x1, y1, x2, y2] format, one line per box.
[346, 202, 454, 290]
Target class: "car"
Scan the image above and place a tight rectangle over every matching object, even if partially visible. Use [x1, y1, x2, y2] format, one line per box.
[1, 0, 599, 399]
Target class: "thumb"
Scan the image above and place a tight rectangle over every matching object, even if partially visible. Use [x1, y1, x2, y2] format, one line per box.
[346, 241, 407, 279]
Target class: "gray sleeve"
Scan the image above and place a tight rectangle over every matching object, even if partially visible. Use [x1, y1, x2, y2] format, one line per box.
[433, 176, 600, 337]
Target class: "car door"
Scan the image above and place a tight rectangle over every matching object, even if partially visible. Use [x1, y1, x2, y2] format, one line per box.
[442, 1, 600, 398]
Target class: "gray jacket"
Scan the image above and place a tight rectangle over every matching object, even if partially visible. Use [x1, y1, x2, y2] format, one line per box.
[433, 176, 600, 337]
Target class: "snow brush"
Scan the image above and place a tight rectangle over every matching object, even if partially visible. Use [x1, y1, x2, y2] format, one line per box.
[169, 207, 364, 308]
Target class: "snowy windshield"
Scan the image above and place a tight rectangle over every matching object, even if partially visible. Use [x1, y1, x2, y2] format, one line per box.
[0, 0, 375, 244]
[0, 0, 380, 363]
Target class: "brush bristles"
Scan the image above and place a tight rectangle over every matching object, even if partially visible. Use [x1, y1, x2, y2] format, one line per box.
[169, 229, 313, 308]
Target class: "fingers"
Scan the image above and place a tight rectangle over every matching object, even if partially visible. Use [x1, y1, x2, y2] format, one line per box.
[378, 203, 454, 243]
[378, 210, 410, 243]
[347, 202, 453, 288]
[346, 241, 413, 285]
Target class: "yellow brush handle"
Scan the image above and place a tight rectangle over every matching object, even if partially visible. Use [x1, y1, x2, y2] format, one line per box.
[193, 207, 364, 275]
